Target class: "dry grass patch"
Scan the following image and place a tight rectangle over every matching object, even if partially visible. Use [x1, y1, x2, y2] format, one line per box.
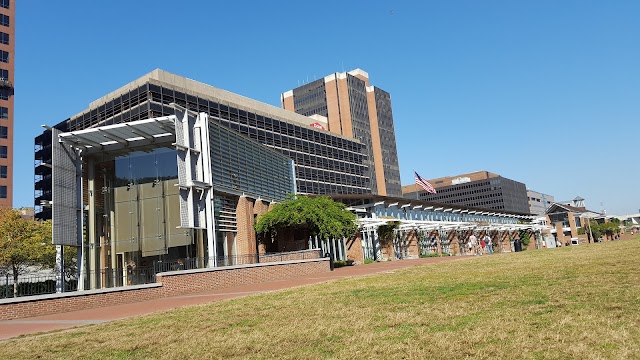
[2, 237, 640, 359]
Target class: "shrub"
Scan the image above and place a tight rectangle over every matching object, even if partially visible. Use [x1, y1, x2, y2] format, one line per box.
[420, 253, 440, 258]
[333, 260, 347, 268]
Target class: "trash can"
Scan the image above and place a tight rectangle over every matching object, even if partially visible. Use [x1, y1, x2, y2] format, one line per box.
[514, 238, 522, 252]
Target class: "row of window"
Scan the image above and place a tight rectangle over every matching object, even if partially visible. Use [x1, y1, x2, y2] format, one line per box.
[0, 31, 8, 45]
[0, 50, 9, 63]
[0, 0, 8, 9]
[0, 14, 8, 27]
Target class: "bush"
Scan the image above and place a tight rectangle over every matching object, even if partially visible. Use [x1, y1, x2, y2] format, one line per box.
[333, 260, 347, 268]
[420, 253, 440, 258]
[364, 259, 376, 264]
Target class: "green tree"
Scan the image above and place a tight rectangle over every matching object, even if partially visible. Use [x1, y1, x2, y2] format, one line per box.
[518, 229, 531, 249]
[255, 195, 358, 241]
[0, 209, 56, 295]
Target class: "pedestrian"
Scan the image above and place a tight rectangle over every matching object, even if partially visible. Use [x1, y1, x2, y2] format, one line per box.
[484, 234, 493, 254]
[479, 237, 486, 255]
[469, 234, 478, 256]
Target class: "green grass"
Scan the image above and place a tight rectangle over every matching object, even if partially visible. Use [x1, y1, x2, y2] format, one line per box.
[2, 237, 640, 359]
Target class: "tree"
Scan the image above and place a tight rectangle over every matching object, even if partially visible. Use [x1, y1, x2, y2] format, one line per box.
[0, 209, 56, 295]
[518, 230, 531, 249]
[255, 195, 358, 241]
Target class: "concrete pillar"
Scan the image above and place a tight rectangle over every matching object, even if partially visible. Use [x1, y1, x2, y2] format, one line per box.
[88, 157, 97, 290]
[196, 229, 205, 267]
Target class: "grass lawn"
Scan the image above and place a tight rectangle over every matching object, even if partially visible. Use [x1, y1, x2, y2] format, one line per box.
[2, 237, 640, 359]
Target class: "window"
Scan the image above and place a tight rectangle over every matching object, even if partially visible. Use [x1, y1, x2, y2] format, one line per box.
[0, 32, 7, 45]
[0, 185, 5, 198]
[0, 69, 6, 80]
[0, 0, 8, 9]
[0, 145, 5, 158]
[0, 88, 8, 100]
[0, 126, 6, 138]
[0, 107, 6, 118]
[0, 165, 6, 178]
[0, 50, 7, 63]
[0, 14, 8, 27]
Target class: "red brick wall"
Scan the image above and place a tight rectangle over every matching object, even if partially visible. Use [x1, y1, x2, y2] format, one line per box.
[0, 259, 329, 321]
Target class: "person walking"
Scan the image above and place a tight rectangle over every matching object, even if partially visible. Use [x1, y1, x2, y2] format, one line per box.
[479, 237, 486, 256]
[469, 234, 478, 256]
[484, 234, 493, 254]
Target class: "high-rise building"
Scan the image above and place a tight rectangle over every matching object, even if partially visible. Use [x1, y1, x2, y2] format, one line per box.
[0, 0, 13, 208]
[402, 171, 531, 214]
[281, 69, 402, 197]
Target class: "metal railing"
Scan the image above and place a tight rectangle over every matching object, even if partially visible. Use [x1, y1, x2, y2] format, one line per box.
[2, 272, 77, 299]
[1, 250, 323, 299]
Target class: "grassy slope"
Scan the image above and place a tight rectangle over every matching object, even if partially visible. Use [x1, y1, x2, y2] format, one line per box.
[2, 237, 640, 359]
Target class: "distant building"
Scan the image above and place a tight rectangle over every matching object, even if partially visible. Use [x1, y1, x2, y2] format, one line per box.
[556, 196, 586, 209]
[18, 207, 34, 220]
[281, 69, 402, 197]
[527, 190, 555, 216]
[0, 0, 14, 208]
[402, 170, 530, 214]
[545, 202, 602, 244]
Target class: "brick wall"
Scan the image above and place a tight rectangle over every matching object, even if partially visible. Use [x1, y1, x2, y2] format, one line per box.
[0, 259, 329, 321]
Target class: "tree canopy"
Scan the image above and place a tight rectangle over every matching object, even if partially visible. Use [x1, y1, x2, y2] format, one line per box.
[255, 195, 358, 240]
[0, 209, 55, 282]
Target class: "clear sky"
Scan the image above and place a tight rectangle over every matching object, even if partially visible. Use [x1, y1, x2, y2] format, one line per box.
[14, 0, 640, 215]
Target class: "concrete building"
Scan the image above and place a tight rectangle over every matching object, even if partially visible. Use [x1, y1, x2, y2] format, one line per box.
[281, 69, 402, 197]
[0, 0, 13, 207]
[527, 190, 555, 216]
[402, 171, 530, 214]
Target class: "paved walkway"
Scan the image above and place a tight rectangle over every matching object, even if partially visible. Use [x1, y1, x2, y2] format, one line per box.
[0, 256, 463, 341]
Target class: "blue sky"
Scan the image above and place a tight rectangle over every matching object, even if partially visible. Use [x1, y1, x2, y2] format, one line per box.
[15, 1, 640, 215]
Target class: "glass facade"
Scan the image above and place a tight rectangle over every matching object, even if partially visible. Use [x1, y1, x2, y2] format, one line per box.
[291, 79, 328, 117]
[374, 88, 402, 197]
[346, 75, 377, 194]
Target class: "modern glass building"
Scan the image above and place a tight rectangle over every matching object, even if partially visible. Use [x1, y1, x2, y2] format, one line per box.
[47, 110, 297, 289]
[35, 69, 371, 220]
[281, 69, 402, 197]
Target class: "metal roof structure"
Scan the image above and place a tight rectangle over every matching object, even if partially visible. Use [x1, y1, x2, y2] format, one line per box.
[358, 218, 549, 232]
[58, 116, 177, 155]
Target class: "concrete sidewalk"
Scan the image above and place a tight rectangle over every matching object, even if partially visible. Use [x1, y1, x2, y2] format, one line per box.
[0, 256, 462, 341]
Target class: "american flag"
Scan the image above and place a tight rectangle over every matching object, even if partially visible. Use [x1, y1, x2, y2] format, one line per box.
[414, 171, 437, 194]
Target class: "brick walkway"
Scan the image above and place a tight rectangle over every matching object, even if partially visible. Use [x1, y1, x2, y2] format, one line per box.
[0, 256, 463, 341]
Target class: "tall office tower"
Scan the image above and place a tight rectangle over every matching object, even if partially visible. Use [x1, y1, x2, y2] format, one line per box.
[281, 69, 402, 197]
[0, 0, 13, 207]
